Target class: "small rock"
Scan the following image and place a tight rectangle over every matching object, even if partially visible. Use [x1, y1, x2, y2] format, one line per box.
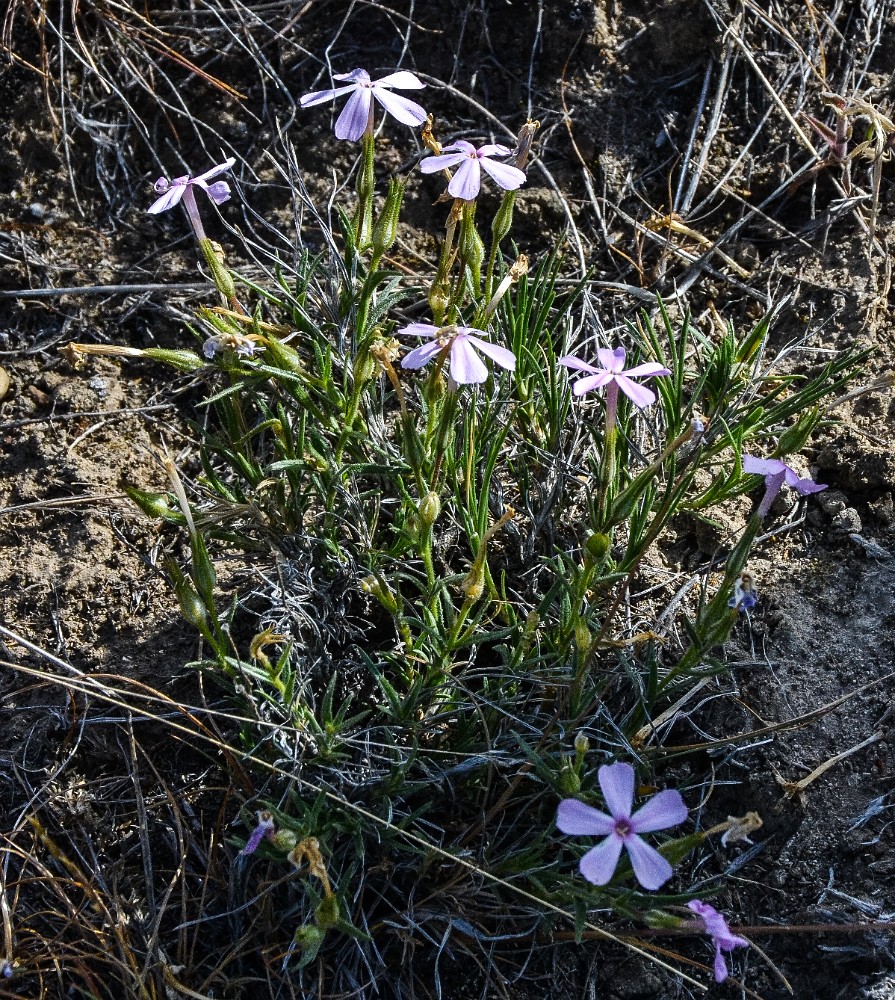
[831, 507, 862, 534]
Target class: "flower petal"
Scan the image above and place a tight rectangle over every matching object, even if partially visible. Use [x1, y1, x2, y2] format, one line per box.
[373, 70, 425, 90]
[713, 948, 729, 983]
[624, 834, 674, 890]
[556, 799, 615, 836]
[479, 156, 527, 191]
[333, 68, 371, 84]
[629, 789, 687, 833]
[443, 140, 477, 155]
[199, 180, 232, 205]
[557, 353, 599, 375]
[742, 455, 786, 476]
[623, 362, 672, 378]
[401, 341, 443, 370]
[299, 83, 358, 108]
[449, 337, 489, 383]
[372, 87, 428, 127]
[419, 151, 469, 173]
[192, 157, 236, 185]
[791, 477, 827, 496]
[398, 323, 439, 338]
[147, 184, 185, 214]
[464, 335, 516, 371]
[477, 143, 513, 157]
[597, 346, 625, 372]
[615, 374, 657, 408]
[335, 87, 373, 141]
[578, 835, 624, 885]
[448, 158, 482, 201]
[571, 372, 613, 395]
[598, 762, 635, 819]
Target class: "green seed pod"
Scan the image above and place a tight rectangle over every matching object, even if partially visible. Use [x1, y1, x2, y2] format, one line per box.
[584, 532, 611, 565]
[199, 239, 237, 301]
[263, 335, 305, 375]
[428, 282, 450, 325]
[143, 348, 206, 372]
[272, 828, 298, 852]
[314, 894, 341, 930]
[124, 488, 183, 524]
[558, 765, 581, 795]
[175, 579, 209, 630]
[372, 177, 406, 258]
[490, 190, 517, 248]
[574, 733, 590, 757]
[574, 619, 591, 654]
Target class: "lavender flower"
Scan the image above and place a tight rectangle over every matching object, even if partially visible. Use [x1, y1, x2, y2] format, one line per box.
[556, 762, 688, 891]
[299, 68, 426, 141]
[686, 900, 750, 983]
[419, 140, 527, 201]
[202, 331, 263, 360]
[742, 455, 826, 518]
[240, 810, 275, 856]
[559, 347, 671, 408]
[148, 158, 236, 241]
[399, 322, 516, 385]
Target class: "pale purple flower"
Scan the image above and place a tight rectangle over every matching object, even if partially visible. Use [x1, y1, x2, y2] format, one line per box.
[399, 322, 516, 385]
[419, 140, 527, 200]
[299, 68, 427, 141]
[203, 332, 263, 360]
[742, 455, 826, 518]
[559, 347, 671, 408]
[556, 762, 688, 891]
[687, 900, 750, 983]
[240, 810, 275, 856]
[148, 158, 236, 241]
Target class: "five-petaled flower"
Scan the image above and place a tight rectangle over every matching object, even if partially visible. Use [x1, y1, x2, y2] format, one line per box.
[419, 140, 527, 201]
[399, 322, 516, 385]
[300, 68, 427, 142]
[148, 158, 236, 241]
[556, 762, 688, 891]
[687, 900, 750, 983]
[741, 455, 826, 519]
[203, 331, 263, 360]
[559, 347, 671, 408]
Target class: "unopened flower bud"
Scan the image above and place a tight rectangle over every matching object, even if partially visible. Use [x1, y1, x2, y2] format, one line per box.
[361, 575, 400, 615]
[559, 765, 581, 795]
[200, 239, 237, 301]
[574, 619, 591, 653]
[372, 177, 406, 257]
[584, 532, 611, 565]
[574, 733, 590, 756]
[273, 828, 298, 852]
[419, 491, 441, 527]
[428, 282, 451, 325]
[314, 894, 341, 929]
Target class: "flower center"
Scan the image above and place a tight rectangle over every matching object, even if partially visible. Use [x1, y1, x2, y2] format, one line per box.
[614, 819, 632, 839]
[435, 325, 460, 348]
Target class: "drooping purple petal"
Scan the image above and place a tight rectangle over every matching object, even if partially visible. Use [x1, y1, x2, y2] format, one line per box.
[333, 68, 371, 84]
[615, 374, 657, 408]
[713, 949, 730, 983]
[147, 184, 186, 214]
[448, 157, 482, 201]
[791, 476, 827, 495]
[598, 762, 635, 819]
[464, 336, 516, 371]
[478, 156, 527, 191]
[742, 455, 785, 476]
[624, 362, 672, 378]
[372, 87, 428, 126]
[449, 337, 489, 383]
[401, 341, 444, 370]
[624, 834, 674, 890]
[335, 86, 373, 140]
[201, 180, 232, 205]
[629, 789, 688, 833]
[556, 799, 615, 837]
[398, 323, 439, 338]
[578, 835, 625, 885]
[571, 372, 614, 396]
[373, 70, 425, 90]
[597, 346, 625, 372]
[299, 83, 359, 108]
[558, 354, 599, 375]
[419, 151, 469, 173]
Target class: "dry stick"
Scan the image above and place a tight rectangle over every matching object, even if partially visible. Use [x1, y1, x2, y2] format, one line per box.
[0, 630, 706, 989]
[673, 58, 715, 214]
[0, 282, 211, 299]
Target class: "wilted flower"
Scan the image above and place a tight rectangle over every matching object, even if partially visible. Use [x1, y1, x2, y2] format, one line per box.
[556, 761, 688, 891]
[299, 68, 427, 141]
[203, 331, 263, 359]
[148, 158, 236, 242]
[419, 140, 527, 200]
[742, 455, 826, 518]
[686, 900, 750, 983]
[399, 322, 516, 384]
[728, 572, 758, 612]
[240, 810, 275, 856]
[559, 347, 671, 408]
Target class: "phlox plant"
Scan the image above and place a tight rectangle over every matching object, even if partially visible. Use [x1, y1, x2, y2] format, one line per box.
[73, 63, 869, 995]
